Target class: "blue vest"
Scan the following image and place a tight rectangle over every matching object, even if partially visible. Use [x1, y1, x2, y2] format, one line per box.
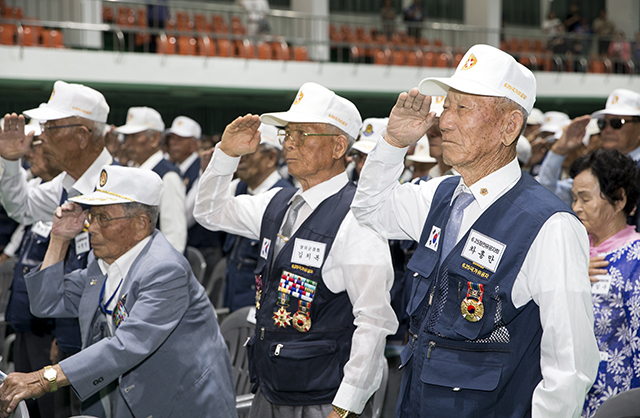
[397, 173, 572, 418]
[247, 183, 356, 406]
[222, 178, 293, 312]
[182, 157, 200, 194]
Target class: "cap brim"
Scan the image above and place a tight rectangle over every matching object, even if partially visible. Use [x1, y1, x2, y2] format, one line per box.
[591, 107, 640, 118]
[406, 155, 437, 163]
[351, 140, 376, 154]
[23, 105, 72, 122]
[260, 110, 328, 127]
[69, 190, 131, 206]
[419, 77, 504, 100]
[114, 124, 156, 135]
[166, 127, 197, 138]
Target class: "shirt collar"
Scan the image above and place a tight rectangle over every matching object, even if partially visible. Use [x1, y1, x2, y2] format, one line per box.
[139, 150, 165, 170]
[451, 157, 522, 210]
[97, 235, 152, 278]
[291, 171, 349, 210]
[249, 170, 282, 195]
[627, 145, 640, 162]
[62, 148, 114, 196]
[178, 152, 199, 175]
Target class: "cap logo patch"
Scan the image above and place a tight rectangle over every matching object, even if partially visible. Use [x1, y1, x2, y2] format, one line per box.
[128, 113, 134, 121]
[293, 91, 304, 105]
[363, 124, 374, 136]
[435, 96, 445, 104]
[611, 95, 619, 105]
[49, 88, 56, 101]
[461, 54, 477, 70]
[99, 169, 108, 187]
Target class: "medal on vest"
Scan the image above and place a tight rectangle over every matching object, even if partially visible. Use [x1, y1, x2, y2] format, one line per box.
[293, 301, 312, 332]
[112, 294, 128, 329]
[272, 290, 291, 328]
[461, 282, 485, 322]
[255, 274, 263, 310]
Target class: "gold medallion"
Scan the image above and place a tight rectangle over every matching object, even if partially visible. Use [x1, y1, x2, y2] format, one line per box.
[272, 307, 291, 328]
[292, 311, 311, 332]
[461, 298, 484, 322]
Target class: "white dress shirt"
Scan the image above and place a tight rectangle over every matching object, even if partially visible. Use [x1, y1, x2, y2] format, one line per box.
[139, 151, 187, 253]
[194, 145, 398, 414]
[0, 148, 114, 224]
[351, 139, 599, 418]
[178, 152, 200, 229]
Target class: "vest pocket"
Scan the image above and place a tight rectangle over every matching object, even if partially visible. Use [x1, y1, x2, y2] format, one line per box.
[265, 340, 341, 392]
[420, 357, 502, 391]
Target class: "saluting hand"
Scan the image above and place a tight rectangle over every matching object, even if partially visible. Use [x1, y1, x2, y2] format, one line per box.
[51, 203, 86, 242]
[218, 114, 262, 158]
[551, 115, 591, 156]
[0, 113, 33, 161]
[385, 88, 435, 148]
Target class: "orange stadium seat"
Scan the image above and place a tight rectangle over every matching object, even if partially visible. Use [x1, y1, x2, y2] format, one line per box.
[292, 46, 308, 61]
[197, 36, 215, 56]
[0, 24, 16, 45]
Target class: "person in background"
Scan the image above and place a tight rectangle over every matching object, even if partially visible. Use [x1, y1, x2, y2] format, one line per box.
[116, 107, 187, 253]
[592, 9, 615, 55]
[380, 0, 396, 39]
[350, 117, 387, 183]
[403, 0, 424, 39]
[569, 149, 640, 417]
[425, 96, 456, 178]
[405, 136, 437, 182]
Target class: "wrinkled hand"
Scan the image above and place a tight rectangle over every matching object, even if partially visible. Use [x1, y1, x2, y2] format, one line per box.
[0, 372, 47, 417]
[589, 255, 609, 283]
[385, 88, 435, 148]
[551, 115, 590, 156]
[51, 203, 86, 241]
[0, 113, 33, 161]
[218, 114, 262, 158]
[527, 137, 551, 167]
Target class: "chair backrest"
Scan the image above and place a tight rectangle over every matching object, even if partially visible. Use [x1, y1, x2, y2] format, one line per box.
[592, 387, 640, 418]
[206, 256, 226, 309]
[219, 306, 256, 396]
[185, 246, 207, 284]
[9, 400, 29, 418]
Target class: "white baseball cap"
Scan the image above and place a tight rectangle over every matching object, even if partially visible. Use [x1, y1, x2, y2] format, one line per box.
[23, 80, 109, 123]
[259, 123, 282, 150]
[592, 89, 640, 118]
[406, 136, 437, 163]
[115, 107, 165, 135]
[166, 116, 202, 139]
[260, 82, 363, 139]
[24, 118, 42, 136]
[516, 135, 532, 164]
[353, 117, 387, 155]
[69, 165, 163, 206]
[527, 108, 544, 125]
[540, 111, 570, 134]
[430, 96, 445, 117]
[419, 44, 536, 114]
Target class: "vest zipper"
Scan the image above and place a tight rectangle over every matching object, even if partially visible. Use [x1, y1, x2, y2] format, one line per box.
[458, 281, 462, 298]
[274, 343, 283, 356]
[426, 339, 511, 357]
[260, 327, 265, 340]
[428, 286, 435, 306]
[410, 333, 418, 349]
[427, 341, 436, 358]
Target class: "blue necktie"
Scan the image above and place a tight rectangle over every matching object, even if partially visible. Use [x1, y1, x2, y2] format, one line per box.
[441, 191, 475, 260]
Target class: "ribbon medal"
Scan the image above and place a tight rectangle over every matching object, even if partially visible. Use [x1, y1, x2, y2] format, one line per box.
[112, 294, 128, 329]
[255, 274, 263, 310]
[461, 282, 485, 322]
[273, 270, 317, 332]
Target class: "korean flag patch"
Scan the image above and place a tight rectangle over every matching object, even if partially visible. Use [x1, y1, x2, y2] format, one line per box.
[260, 238, 271, 259]
[425, 226, 441, 251]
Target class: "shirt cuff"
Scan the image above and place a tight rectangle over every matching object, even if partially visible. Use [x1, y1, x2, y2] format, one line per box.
[1, 158, 20, 176]
[545, 150, 566, 166]
[333, 381, 371, 414]
[370, 136, 409, 166]
[210, 143, 240, 175]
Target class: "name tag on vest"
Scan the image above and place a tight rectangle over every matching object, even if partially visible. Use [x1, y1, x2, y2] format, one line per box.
[461, 230, 506, 273]
[75, 232, 91, 254]
[31, 221, 52, 238]
[292, 238, 326, 268]
[591, 275, 612, 295]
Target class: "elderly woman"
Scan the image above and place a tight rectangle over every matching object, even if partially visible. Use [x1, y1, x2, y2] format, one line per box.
[570, 149, 640, 417]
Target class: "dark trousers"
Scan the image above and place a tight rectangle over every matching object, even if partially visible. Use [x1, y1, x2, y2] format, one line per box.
[54, 348, 82, 418]
[14, 331, 55, 418]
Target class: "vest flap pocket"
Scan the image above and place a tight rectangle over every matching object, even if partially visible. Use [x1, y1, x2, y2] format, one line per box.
[268, 340, 337, 359]
[420, 357, 502, 391]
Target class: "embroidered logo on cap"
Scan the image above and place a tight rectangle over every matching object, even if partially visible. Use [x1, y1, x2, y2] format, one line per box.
[611, 95, 619, 105]
[363, 124, 374, 136]
[99, 170, 108, 187]
[49, 88, 56, 101]
[434, 96, 445, 104]
[293, 91, 304, 105]
[461, 54, 478, 70]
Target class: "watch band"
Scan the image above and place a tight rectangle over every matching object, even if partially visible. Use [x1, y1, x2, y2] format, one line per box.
[43, 365, 57, 393]
[332, 405, 359, 418]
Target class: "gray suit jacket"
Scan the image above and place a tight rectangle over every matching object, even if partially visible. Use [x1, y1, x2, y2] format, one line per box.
[26, 230, 237, 418]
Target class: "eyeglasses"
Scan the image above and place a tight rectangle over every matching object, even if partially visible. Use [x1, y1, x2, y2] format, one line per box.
[276, 129, 335, 147]
[39, 123, 93, 134]
[597, 118, 640, 130]
[349, 152, 365, 162]
[85, 211, 136, 228]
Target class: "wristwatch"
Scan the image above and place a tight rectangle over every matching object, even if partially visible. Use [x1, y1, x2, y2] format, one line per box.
[332, 405, 359, 418]
[43, 366, 57, 392]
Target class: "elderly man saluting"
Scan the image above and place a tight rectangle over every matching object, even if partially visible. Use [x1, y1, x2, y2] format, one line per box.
[352, 44, 599, 417]
[0, 166, 237, 418]
[195, 82, 397, 418]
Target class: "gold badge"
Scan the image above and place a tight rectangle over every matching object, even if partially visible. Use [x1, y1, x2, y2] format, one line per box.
[293, 91, 304, 105]
[272, 307, 291, 328]
[461, 54, 477, 70]
[363, 124, 374, 136]
[461, 282, 485, 322]
[480, 188, 488, 196]
[292, 312, 311, 332]
[99, 169, 108, 187]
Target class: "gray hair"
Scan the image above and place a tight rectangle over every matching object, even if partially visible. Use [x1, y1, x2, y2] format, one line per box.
[85, 120, 106, 146]
[495, 97, 528, 138]
[324, 124, 356, 154]
[122, 202, 159, 235]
